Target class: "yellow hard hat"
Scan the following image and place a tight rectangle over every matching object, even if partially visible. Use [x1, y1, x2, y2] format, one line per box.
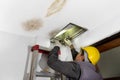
[82, 46, 100, 65]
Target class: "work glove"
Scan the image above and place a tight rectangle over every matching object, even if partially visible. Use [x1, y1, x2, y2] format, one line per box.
[64, 38, 72, 46]
[48, 46, 60, 57]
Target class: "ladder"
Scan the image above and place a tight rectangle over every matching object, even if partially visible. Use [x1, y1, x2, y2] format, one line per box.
[23, 45, 63, 80]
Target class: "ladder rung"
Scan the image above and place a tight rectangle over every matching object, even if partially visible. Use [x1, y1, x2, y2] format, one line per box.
[36, 71, 61, 77]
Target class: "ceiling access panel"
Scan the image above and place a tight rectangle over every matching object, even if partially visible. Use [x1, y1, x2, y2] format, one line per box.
[50, 23, 87, 45]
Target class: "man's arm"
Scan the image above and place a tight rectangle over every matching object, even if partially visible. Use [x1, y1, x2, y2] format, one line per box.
[64, 39, 79, 60]
[70, 45, 79, 60]
[47, 46, 80, 79]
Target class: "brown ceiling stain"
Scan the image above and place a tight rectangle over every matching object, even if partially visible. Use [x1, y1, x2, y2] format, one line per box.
[49, 29, 60, 38]
[22, 18, 43, 31]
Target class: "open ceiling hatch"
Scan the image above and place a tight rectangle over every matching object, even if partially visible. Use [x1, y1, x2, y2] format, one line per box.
[50, 23, 87, 45]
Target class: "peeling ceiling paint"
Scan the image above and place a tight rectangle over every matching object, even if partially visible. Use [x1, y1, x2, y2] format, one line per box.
[46, 0, 67, 17]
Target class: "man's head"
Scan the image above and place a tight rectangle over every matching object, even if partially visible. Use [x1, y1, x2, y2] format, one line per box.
[75, 46, 100, 65]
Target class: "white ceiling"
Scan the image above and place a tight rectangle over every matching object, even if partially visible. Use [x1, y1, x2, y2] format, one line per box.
[0, 0, 120, 38]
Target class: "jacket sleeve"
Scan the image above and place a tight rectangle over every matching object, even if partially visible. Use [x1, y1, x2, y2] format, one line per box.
[71, 48, 79, 60]
[47, 46, 81, 79]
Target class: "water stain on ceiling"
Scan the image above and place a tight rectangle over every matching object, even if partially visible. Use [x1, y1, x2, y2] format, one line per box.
[22, 18, 43, 31]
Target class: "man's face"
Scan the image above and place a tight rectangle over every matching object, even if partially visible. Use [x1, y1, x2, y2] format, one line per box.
[75, 53, 84, 62]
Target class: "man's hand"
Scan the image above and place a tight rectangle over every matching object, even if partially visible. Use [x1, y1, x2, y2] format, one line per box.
[48, 46, 60, 57]
[64, 38, 72, 46]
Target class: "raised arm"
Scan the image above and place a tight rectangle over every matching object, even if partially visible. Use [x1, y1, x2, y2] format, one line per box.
[47, 46, 80, 79]
[64, 39, 79, 60]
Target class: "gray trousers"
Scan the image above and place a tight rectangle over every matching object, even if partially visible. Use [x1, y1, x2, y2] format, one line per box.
[47, 46, 81, 80]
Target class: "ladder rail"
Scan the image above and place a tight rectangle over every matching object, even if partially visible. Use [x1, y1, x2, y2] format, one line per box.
[29, 50, 39, 80]
[23, 46, 31, 80]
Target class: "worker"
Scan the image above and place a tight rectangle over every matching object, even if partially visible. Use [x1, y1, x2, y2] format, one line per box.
[47, 39, 103, 80]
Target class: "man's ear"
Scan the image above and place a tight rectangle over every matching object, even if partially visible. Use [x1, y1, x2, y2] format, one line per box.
[75, 53, 84, 61]
[82, 55, 85, 61]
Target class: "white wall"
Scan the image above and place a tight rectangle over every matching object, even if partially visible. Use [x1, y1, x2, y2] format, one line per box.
[0, 31, 34, 80]
[98, 46, 120, 78]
